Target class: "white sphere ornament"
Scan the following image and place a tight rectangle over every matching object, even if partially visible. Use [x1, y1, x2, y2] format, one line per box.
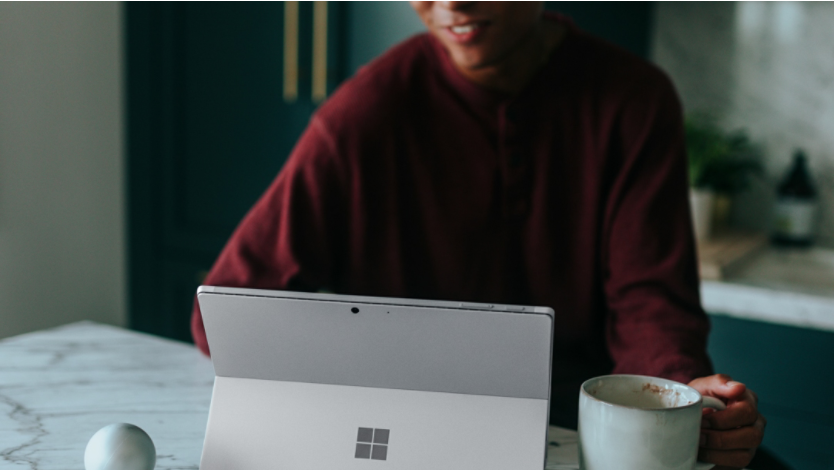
[84, 423, 156, 470]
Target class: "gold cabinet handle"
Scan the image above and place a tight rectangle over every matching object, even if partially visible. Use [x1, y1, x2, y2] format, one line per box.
[312, 1, 328, 102]
[283, 1, 299, 102]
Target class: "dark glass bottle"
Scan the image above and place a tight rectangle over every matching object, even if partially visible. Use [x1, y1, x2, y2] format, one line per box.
[772, 150, 818, 246]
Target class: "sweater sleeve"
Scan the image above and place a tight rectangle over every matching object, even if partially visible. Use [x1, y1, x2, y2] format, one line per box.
[190, 116, 348, 356]
[601, 76, 713, 384]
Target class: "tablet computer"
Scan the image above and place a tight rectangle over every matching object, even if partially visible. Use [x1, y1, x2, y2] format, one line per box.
[198, 286, 553, 469]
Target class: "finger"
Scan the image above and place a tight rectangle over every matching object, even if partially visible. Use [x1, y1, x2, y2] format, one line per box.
[698, 448, 756, 468]
[703, 399, 759, 430]
[690, 374, 747, 401]
[744, 388, 758, 407]
[701, 415, 766, 450]
[723, 389, 757, 408]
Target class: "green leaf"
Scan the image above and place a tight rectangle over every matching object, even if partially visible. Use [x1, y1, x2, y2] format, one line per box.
[685, 115, 762, 194]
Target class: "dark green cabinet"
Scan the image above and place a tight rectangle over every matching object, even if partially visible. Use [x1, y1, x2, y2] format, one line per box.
[545, 2, 654, 58]
[708, 314, 834, 470]
[127, 2, 346, 341]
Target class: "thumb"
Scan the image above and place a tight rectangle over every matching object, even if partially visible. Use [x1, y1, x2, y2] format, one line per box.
[689, 374, 746, 400]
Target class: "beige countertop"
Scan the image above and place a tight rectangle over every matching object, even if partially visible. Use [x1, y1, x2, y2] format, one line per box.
[701, 247, 834, 332]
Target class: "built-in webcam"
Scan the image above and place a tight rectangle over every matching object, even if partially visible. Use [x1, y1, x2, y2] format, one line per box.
[351, 307, 359, 314]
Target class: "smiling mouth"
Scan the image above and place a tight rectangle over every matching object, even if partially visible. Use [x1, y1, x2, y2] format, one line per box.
[445, 22, 486, 43]
[450, 24, 479, 35]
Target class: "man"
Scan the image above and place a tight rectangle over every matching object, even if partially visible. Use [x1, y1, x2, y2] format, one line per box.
[191, 2, 766, 468]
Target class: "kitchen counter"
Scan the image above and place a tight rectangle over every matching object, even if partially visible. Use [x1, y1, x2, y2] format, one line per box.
[701, 247, 834, 332]
[0, 322, 579, 469]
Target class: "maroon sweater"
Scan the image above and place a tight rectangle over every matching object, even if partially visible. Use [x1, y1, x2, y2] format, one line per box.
[191, 23, 713, 425]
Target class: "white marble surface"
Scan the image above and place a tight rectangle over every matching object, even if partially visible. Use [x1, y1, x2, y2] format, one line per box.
[0, 322, 579, 470]
[0, 322, 214, 470]
[701, 247, 834, 332]
[653, 2, 834, 248]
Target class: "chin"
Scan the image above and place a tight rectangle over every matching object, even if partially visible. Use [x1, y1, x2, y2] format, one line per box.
[450, 49, 494, 71]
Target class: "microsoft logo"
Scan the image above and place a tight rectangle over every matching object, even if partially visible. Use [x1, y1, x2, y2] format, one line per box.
[354, 427, 389, 461]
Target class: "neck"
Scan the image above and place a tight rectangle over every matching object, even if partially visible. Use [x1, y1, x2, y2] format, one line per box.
[457, 20, 565, 95]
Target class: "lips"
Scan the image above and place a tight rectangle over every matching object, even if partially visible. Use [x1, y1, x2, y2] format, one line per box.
[443, 21, 487, 44]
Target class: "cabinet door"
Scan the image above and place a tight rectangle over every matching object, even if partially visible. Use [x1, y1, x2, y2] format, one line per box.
[708, 315, 834, 470]
[127, 2, 345, 341]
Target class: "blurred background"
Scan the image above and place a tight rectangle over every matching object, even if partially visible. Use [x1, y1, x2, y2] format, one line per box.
[1, 3, 832, 468]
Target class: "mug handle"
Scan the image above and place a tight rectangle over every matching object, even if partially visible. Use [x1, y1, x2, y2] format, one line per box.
[694, 397, 728, 470]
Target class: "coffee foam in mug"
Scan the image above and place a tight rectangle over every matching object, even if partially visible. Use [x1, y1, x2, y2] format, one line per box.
[589, 381, 695, 409]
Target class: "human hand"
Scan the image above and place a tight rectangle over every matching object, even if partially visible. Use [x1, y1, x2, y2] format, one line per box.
[688, 374, 766, 469]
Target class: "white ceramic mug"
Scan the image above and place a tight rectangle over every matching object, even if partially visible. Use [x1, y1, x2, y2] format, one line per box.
[578, 374, 726, 470]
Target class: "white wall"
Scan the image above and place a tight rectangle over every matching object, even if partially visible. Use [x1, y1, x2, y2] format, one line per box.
[652, 2, 834, 247]
[0, 2, 124, 339]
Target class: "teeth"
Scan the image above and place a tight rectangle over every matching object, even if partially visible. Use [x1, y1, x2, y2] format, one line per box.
[451, 24, 477, 35]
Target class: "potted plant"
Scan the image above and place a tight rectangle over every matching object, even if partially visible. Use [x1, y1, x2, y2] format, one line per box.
[686, 116, 762, 241]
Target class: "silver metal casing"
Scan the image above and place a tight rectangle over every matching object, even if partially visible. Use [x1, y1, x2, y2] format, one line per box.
[198, 286, 554, 470]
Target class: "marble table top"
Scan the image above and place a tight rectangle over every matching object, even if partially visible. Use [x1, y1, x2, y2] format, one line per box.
[0, 322, 578, 469]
